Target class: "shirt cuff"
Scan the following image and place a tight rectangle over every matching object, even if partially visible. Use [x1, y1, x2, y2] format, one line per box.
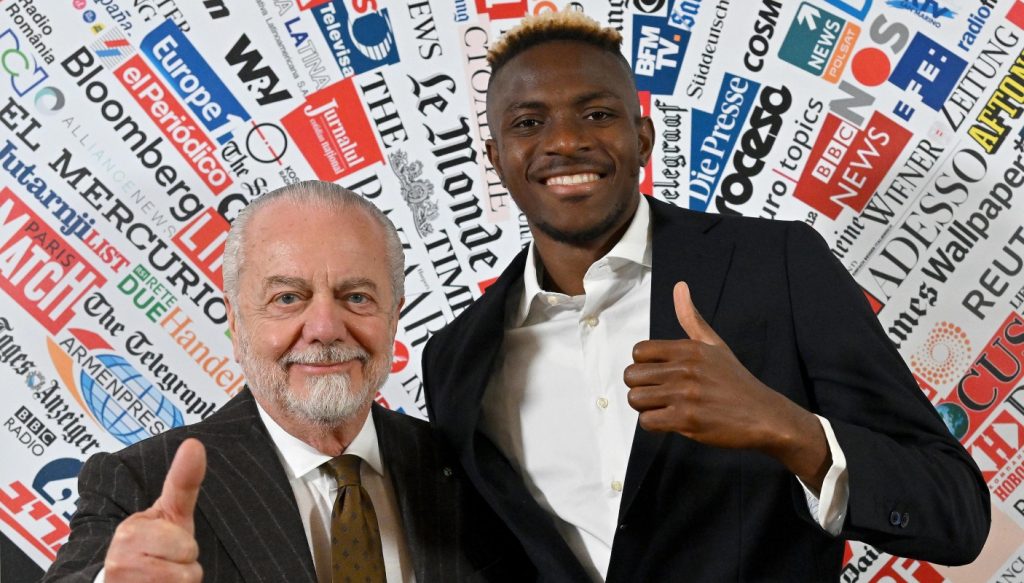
[799, 415, 848, 536]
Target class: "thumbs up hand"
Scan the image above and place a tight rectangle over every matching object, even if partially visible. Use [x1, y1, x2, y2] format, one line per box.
[625, 283, 830, 489]
[104, 438, 206, 583]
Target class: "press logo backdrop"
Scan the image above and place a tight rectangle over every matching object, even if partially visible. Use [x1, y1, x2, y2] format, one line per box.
[0, 0, 1022, 580]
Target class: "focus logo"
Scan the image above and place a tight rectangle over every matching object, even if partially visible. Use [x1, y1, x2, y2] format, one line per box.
[940, 312, 1024, 445]
[282, 79, 383, 181]
[689, 73, 758, 211]
[793, 110, 911, 219]
[311, 1, 400, 78]
[140, 19, 251, 144]
[0, 189, 105, 335]
[46, 328, 184, 446]
[0, 458, 82, 561]
[778, 2, 860, 83]
[631, 15, 689, 95]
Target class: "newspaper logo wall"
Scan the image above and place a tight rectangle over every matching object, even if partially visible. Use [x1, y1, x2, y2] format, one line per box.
[0, 1, 1021, 580]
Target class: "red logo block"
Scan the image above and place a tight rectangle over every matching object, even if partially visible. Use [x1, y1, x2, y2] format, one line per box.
[282, 79, 383, 181]
[794, 111, 911, 219]
[172, 207, 229, 290]
[0, 188, 106, 334]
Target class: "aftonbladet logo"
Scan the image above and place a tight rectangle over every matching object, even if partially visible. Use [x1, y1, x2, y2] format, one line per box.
[282, 79, 383, 181]
[793, 110, 911, 219]
[0, 189, 106, 335]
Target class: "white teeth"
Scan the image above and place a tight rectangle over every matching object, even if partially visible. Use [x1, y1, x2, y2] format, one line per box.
[546, 173, 600, 186]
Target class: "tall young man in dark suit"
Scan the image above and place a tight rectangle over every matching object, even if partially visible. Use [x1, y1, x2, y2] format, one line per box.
[43, 181, 530, 583]
[423, 12, 990, 582]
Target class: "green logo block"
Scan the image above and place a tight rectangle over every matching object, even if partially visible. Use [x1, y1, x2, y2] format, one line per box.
[779, 2, 847, 76]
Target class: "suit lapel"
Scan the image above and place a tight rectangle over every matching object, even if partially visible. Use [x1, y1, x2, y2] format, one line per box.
[618, 199, 735, 521]
[191, 391, 317, 582]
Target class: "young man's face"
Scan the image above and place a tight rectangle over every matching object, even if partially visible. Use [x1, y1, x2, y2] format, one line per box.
[486, 40, 654, 248]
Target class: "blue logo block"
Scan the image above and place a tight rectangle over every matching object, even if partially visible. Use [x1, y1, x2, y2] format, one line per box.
[312, 1, 400, 77]
[689, 73, 759, 212]
[140, 20, 250, 143]
[631, 14, 689, 95]
[888, 32, 967, 111]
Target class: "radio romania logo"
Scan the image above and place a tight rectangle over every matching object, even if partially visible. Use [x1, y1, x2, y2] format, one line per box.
[46, 328, 184, 446]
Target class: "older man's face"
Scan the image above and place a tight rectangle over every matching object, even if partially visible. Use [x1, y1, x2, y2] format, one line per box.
[227, 202, 399, 428]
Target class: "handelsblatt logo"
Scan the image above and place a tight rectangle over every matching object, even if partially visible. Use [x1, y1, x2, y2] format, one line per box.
[46, 328, 185, 446]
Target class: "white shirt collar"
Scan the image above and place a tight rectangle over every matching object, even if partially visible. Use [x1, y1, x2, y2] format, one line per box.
[255, 398, 384, 482]
[515, 195, 653, 326]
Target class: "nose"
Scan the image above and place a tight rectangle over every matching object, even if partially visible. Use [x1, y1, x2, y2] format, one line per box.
[301, 294, 351, 346]
[544, 115, 591, 157]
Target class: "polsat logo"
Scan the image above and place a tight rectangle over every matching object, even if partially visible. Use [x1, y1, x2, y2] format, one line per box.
[45, 328, 184, 446]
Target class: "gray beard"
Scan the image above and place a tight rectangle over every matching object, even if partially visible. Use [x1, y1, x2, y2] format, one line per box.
[236, 330, 391, 429]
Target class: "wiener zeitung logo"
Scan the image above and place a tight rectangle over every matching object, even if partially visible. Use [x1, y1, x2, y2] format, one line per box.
[0, 188, 105, 335]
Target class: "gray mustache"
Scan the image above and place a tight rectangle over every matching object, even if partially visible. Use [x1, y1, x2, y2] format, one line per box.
[280, 344, 370, 367]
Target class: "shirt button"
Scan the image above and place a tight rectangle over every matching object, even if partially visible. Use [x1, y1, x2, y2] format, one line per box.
[584, 316, 599, 327]
[596, 397, 609, 409]
[545, 296, 559, 306]
[611, 480, 623, 492]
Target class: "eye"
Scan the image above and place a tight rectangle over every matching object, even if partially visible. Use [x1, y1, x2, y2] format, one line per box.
[586, 110, 614, 121]
[512, 117, 541, 129]
[274, 292, 301, 305]
[347, 293, 369, 304]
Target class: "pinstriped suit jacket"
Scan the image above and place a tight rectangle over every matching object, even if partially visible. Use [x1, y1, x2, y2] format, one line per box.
[41, 389, 532, 582]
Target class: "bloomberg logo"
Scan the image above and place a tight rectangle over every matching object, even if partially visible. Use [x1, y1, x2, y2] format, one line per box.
[311, 0, 399, 78]
[140, 19, 251, 144]
[631, 14, 689, 95]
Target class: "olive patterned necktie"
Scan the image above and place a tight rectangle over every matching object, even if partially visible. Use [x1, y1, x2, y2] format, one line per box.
[322, 455, 386, 583]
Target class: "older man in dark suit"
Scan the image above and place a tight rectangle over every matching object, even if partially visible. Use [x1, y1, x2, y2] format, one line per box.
[43, 181, 530, 583]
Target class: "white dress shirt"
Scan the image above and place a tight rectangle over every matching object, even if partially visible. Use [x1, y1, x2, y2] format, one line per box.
[257, 403, 417, 583]
[480, 196, 849, 581]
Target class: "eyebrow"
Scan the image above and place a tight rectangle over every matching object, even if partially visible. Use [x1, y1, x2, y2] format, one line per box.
[504, 90, 623, 114]
[261, 275, 381, 295]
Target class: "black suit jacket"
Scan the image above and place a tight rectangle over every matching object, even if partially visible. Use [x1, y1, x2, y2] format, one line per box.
[42, 389, 532, 582]
[423, 198, 990, 582]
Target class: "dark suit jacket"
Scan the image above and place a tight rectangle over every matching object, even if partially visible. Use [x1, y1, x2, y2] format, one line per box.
[41, 389, 532, 582]
[423, 198, 990, 582]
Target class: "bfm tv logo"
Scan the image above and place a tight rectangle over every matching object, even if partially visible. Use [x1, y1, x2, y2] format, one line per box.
[283, 79, 383, 181]
[46, 328, 185, 446]
[0, 189, 105, 335]
[306, 0, 400, 78]
[631, 13, 690, 95]
[0, 458, 82, 561]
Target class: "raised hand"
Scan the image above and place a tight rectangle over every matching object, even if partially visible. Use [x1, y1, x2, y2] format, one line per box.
[625, 282, 829, 489]
[104, 438, 207, 583]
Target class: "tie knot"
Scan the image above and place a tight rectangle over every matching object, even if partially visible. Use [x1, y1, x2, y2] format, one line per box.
[324, 454, 362, 487]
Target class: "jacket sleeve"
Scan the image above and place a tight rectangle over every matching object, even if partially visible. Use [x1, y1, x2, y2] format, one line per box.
[785, 220, 990, 564]
[39, 452, 150, 583]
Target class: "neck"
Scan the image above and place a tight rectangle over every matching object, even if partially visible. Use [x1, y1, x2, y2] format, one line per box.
[532, 200, 639, 296]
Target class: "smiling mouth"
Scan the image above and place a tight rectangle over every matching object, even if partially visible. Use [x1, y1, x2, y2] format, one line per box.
[543, 172, 602, 186]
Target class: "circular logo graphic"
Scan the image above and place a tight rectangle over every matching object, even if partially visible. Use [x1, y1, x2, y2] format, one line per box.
[391, 340, 409, 373]
[73, 0, 87, 9]
[633, 0, 666, 13]
[83, 9, 96, 22]
[935, 402, 969, 440]
[245, 122, 289, 164]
